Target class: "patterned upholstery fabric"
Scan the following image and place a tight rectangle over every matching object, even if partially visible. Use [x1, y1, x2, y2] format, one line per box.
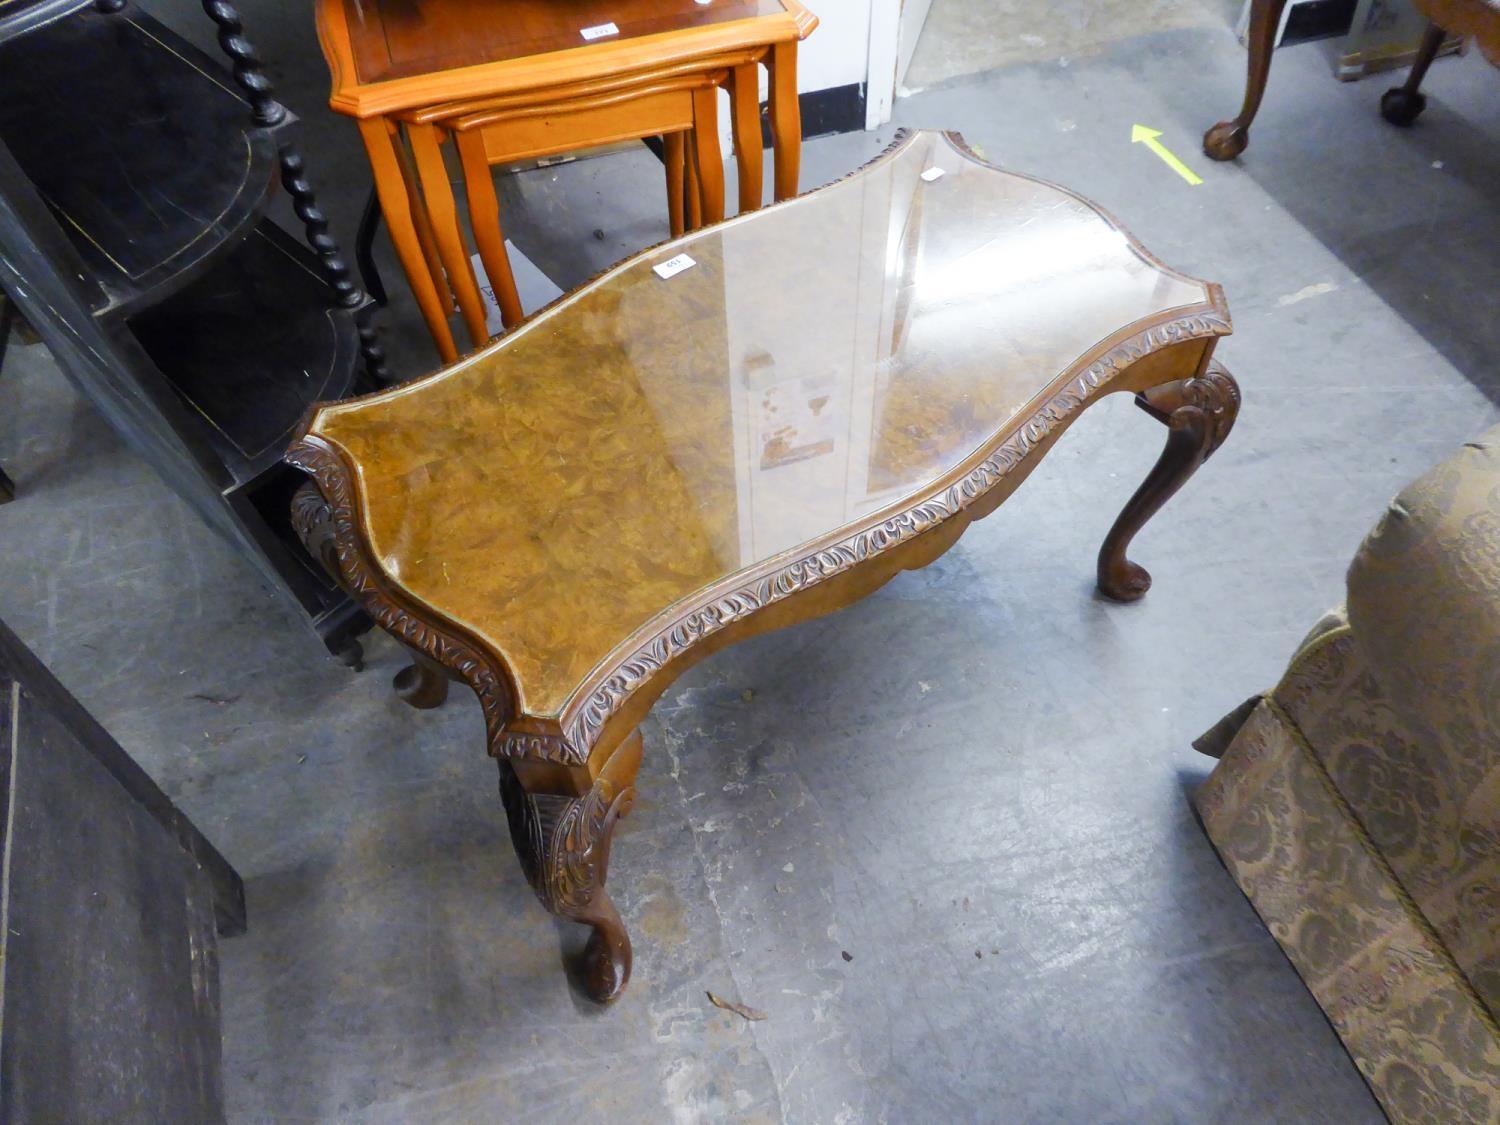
[1346, 431, 1500, 1004]
[1195, 424, 1500, 1123]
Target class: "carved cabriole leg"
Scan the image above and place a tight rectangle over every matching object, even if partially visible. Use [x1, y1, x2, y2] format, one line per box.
[499, 730, 643, 1003]
[1204, 0, 1290, 161]
[1097, 362, 1240, 602]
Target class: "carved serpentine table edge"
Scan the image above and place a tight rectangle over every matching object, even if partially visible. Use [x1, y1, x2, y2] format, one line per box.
[285, 128, 1233, 770]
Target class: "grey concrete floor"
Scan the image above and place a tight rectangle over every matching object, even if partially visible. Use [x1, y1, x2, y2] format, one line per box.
[3, 1, 1499, 1121]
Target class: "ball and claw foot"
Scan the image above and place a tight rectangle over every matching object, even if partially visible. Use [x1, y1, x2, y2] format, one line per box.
[1203, 121, 1248, 161]
[1380, 87, 1426, 127]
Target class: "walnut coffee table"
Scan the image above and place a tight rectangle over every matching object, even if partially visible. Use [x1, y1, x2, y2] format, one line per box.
[288, 130, 1238, 1004]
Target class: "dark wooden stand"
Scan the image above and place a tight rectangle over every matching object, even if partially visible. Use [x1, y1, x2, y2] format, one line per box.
[0, 0, 385, 659]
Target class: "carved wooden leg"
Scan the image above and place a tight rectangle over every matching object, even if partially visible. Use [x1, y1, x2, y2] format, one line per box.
[1097, 362, 1240, 602]
[1381, 21, 1445, 126]
[1204, 0, 1290, 161]
[499, 730, 643, 1003]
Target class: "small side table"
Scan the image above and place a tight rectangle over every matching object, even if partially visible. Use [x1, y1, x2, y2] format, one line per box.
[317, 0, 818, 361]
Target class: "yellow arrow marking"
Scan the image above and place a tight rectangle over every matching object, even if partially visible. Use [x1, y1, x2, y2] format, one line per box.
[1131, 124, 1203, 186]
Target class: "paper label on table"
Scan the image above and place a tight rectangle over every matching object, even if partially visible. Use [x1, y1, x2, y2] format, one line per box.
[653, 253, 696, 280]
[920, 166, 946, 182]
[580, 21, 619, 40]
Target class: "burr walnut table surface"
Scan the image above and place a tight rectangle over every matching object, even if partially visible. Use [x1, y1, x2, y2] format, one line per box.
[288, 130, 1240, 1005]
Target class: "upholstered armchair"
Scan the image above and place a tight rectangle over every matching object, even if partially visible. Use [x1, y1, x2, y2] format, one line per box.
[1194, 424, 1500, 1122]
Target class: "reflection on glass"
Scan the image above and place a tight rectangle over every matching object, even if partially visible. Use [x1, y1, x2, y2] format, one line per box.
[316, 132, 1213, 714]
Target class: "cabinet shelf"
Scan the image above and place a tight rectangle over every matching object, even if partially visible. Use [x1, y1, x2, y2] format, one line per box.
[130, 220, 367, 489]
[0, 4, 278, 319]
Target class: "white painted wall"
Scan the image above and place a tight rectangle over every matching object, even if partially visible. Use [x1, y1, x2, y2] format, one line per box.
[799, 0, 875, 92]
[865, 0, 898, 126]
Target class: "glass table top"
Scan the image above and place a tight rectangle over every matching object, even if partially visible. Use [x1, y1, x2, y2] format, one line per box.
[337, 0, 789, 84]
[310, 131, 1217, 717]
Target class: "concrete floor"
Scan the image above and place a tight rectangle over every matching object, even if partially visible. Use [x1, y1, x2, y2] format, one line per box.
[904, 0, 1226, 90]
[3, 1, 1499, 1120]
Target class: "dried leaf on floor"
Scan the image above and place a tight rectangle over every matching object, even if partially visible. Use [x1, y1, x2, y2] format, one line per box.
[707, 991, 767, 1021]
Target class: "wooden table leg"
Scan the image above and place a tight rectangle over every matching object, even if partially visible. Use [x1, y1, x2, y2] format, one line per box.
[1381, 20, 1445, 126]
[499, 730, 643, 1003]
[1097, 362, 1241, 601]
[394, 649, 451, 709]
[690, 86, 726, 225]
[455, 130, 525, 330]
[664, 131, 686, 237]
[1204, 0, 1289, 161]
[408, 122, 492, 349]
[391, 135, 456, 320]
[358, 117, 459, 363]
[685, 147, 703, 231]
[728, 63, 764, 213]
[767, 41, 801, 200]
